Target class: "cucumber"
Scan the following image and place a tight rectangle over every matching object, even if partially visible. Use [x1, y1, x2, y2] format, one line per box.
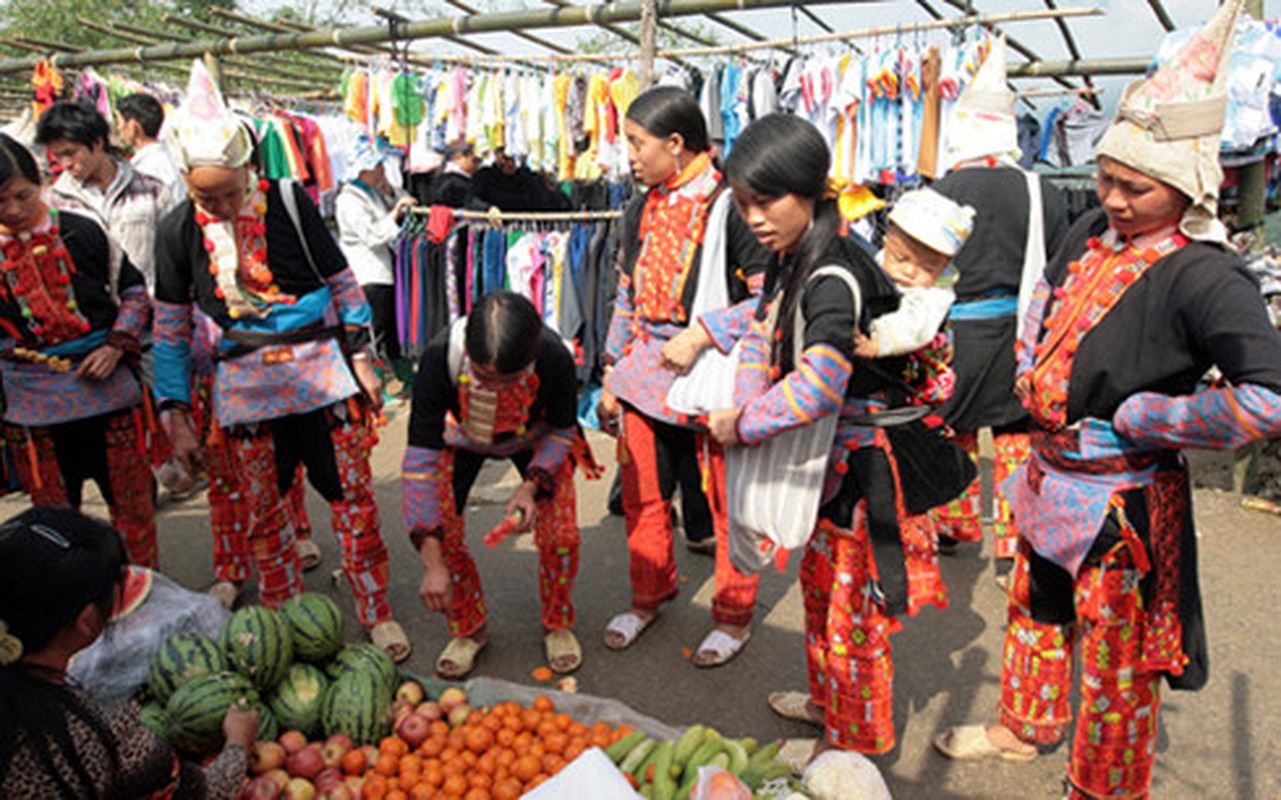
[606, 730, 648, 764]
[722, 738, 750, 776]
[650, 741, 677, 800]
[671, 723, 706, 768]
[620, 737, 657, 775]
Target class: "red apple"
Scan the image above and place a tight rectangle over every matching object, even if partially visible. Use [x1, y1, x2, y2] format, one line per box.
[262, 769, 292, 792]
[313, 767, 344, 794]
[343, 775, 364, 797]
[325, 733, 354, 752]
[244, 775, 284, 800]
[414, 701, 442, 722]
[286, 746, 325, 781]
[359, 745, 378, 766]
[447, 703, 472, 728]
[320, 740, 348, 769]
[278, 730, 309, 756]
[437, 687, 467, 715]
[252, 741, 288, 775]
[390, 698, 414, 726]
[317, 785, 353, 800]
[396, 713, 431, 748]
[283, 777, 316, 800]
[395, 680, 425, 705]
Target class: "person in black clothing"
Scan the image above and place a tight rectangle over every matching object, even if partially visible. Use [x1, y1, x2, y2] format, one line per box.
[431, 140, 480, 208]
[468, 147, 571, 213]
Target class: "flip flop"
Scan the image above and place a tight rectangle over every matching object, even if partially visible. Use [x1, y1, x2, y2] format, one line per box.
[933, 725, 1037, 763]
[370, 620, 413, 664]
[692, 627, 751, 668]
[544, 629, 583, 674]
[296, 539, 322, 572]
[776, 738, 821, 775]
[603, 611, 657, 650]
[436, 635, 486, 679]
[768, 691, 823, 725]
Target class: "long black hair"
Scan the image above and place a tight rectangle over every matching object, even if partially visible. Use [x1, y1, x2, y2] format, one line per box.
[0, 507, 128, 798]
[466, 291, 543, 374]
[0, 133, 42, 188]
[724, 114, 839, 372]
[625, 86, 711, 154]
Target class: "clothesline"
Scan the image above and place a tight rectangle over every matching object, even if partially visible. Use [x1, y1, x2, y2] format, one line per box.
[426, 6, 1101, 67]
[407, 206, 623, 222]
[1017, 86, 1104, 99]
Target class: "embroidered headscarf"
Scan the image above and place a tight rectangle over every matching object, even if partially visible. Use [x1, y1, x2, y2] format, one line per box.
[1094, 0, 1242, 244]
[886, 187, 976, 258]
[942, 36, 1020, 168]
[165, 59, 253, 172]
[344, 133, 389, 183]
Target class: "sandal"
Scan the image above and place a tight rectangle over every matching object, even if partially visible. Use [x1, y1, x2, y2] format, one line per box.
[603, 610, 657, 651]
[370, 621, 413, 664]
[436, 635, 486, 679]
[544, 629, 583, 674]
[296, 539, 322, 572]
[208, 580, 241, 610]
[776, 738, 821, 776]
[692, 627, 751, 668]
[933, 725, 1037, 763]
[768, 691, 823, 725]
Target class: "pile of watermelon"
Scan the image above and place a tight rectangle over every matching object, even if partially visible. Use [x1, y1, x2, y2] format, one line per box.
[140, 592, 398, 756]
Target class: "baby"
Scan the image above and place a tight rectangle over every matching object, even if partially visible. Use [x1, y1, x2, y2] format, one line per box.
[854, 187, 975, 364]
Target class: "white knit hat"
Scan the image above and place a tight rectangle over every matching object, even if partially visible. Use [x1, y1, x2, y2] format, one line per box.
[166, 59, 254, 171]
[1094, 0, 1243, 243]
[887, 187, 976, 258]
[943, 36, 1020, 168]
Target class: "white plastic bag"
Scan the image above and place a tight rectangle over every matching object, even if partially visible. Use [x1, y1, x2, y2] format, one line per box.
[802, 750, 892, 800]
[691, 765, 753, 800]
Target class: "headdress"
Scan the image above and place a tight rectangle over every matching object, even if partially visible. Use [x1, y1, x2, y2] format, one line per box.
[887, 188, 976, 258]
[166, 59, 253, 171]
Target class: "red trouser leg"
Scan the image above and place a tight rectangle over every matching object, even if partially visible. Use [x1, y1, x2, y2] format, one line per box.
[991, 432, 1030, 560]
[437, 449, 487, 638]
[700, 436, 759, 626]
[534, 459, 580, 631]
[619, 408, 678, 611]
[800, 526, 836, 711]
[821, 516, 897, 755]
[998, 543, 1076, 746]
[104, 410, 158, 569]
[207, 433, 252, 584]
[228, 429, 303, 609]
[932, 432, 982, 542]
[288, 463, 312, 540]
[4, 424, 69, 506]
[329, 417, 391, 627]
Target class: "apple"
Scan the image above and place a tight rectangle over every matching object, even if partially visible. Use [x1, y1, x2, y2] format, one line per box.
[395, 679, 425, 706]
[396, 713, 431, 748]
[390, 698, 414, 725]
[313, 767, 344, 794]
[437, 687, 467, 715]
[344, 775, 364, 796]
[283, 777, 316, 800]
[414, 701, 442, 722]
[244, 775, 284, 800]
[286, 746, 325, 781]
[320, 740, 348, 770]
[262, 769, 292, 792]
[447, 703, 472, 729]
[325, 733, 354, 752]
[318, 785, 354, 800]
[252, 741, 288, 775]
[278, 730, 309, 755]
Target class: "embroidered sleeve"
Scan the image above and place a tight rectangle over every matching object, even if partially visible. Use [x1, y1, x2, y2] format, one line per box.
[111, 284, 151, 347]
[153, 300, 193, 407]
[699, 295, 760, 353]
[1113, 384, 1281, 450]
[402, 445, 451, 540]
[1016, 275, 1052, 379]
[325, 268, 374, 350]
[528, 427, 577, 479]
[737, 344, 853, 446]
[603, 271, 633, 365]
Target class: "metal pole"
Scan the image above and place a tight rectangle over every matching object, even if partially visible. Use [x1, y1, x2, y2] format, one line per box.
[639, 0, 659, 88]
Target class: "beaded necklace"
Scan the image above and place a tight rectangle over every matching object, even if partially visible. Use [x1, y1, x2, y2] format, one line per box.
[1025, 229, 1187, 429]
[0, 207, 91, 350]
[194, 177, 296, 320]
[457, 360, 540, 445]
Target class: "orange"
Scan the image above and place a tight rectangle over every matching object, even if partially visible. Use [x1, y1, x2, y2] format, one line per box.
[375, 753, 399, 778]
[567, 721, 589, 738]
[460, 749, 479, 768]
[554, 713, 572, 732]
[513, 754, 542, 782]
[536, 719, 559, 739]
[468, 772, 494, 791]
[532, 695, 554, 713]
[475, 752, 498, 776]
[614, 724, 636, 740]
[429, 720, 451, 737]
[409, 786, 434, 800]
[493, 779, 523, 800]
[420, 736, 444, 758]
[380, 736, 409, 757]
[542, 753, 566, 775]
[420, 765, 444, 788]
[465, 725, 495, 753]
[520, 709, 541, 732]
[397, 772, 419, 792]
[386, 790, 408, 800]
[463, 789, 491, 800]
[440, 773, 469, 797]
[525, 774, 550, 791]
[399, 754, 422, 774]
[496, 727, 516, 747]
[543, 732, 567, 755]
[363, 775, 389, 800]
[341, 748, 367, 776]
[481, 713, 502, 732]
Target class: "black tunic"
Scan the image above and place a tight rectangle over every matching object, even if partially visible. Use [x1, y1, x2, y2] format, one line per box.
[932, 166, 1070, 431]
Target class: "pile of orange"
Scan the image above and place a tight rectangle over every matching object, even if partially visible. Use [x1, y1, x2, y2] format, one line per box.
[350, 695, 637, 800]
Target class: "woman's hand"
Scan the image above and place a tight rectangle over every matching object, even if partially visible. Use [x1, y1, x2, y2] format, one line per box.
[352, 354, 383, 413]
[597, 389, 621, 437]
[853, 331, 879, 360]
[221, 700, 259, 750]
[1014, 375, 1032, 405]
[393, 195, 416, 222]
[659, 325, 711, 375]
[708, 408, 742, 447]
[505, 480, 538, 533]
[76, 344, 122, 381]
[417, 537, 451, 613]
[163, 409, 204, 478]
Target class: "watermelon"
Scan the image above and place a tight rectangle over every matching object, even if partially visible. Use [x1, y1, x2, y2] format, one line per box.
[220, 605, 293, 691]
[148, 632, 226, 704]
[280, 593, 345, 663]
[325, 643, 396, 694]
[322, 670, 392, 745]
[139, 700, 169, 741]
[266, 663, 330, 739]
[166, 671, 257, 754]
[254, 701, 279, 742]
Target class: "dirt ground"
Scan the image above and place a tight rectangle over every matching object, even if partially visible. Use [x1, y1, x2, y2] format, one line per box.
[16, 410, 1280, 799]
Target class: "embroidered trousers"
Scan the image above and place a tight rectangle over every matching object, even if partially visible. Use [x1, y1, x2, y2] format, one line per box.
[933, 429, 1029, 558]
[438, 448, 580, 637]
[619, 407, 758, 625]
[226, 411, 391, 626]
[1000, 540, 1161, 798]
[4, 407, 157, 568]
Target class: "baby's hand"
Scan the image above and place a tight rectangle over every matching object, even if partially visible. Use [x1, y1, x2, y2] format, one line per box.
[853, 331, 879, 359]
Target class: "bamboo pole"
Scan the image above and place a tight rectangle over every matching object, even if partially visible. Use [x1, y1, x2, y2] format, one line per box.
[442, 0, 573, 55]
[1008, 57, 1148, 77]
[155, 16, 346, 76]
[639, 0, 659, 88]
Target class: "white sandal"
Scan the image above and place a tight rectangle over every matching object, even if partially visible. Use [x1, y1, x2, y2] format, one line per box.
[603, 611, 656, 651]
[692, 628, 751, 668]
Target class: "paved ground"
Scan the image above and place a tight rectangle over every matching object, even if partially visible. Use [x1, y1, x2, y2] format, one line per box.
[20, 409, 1281, 799]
